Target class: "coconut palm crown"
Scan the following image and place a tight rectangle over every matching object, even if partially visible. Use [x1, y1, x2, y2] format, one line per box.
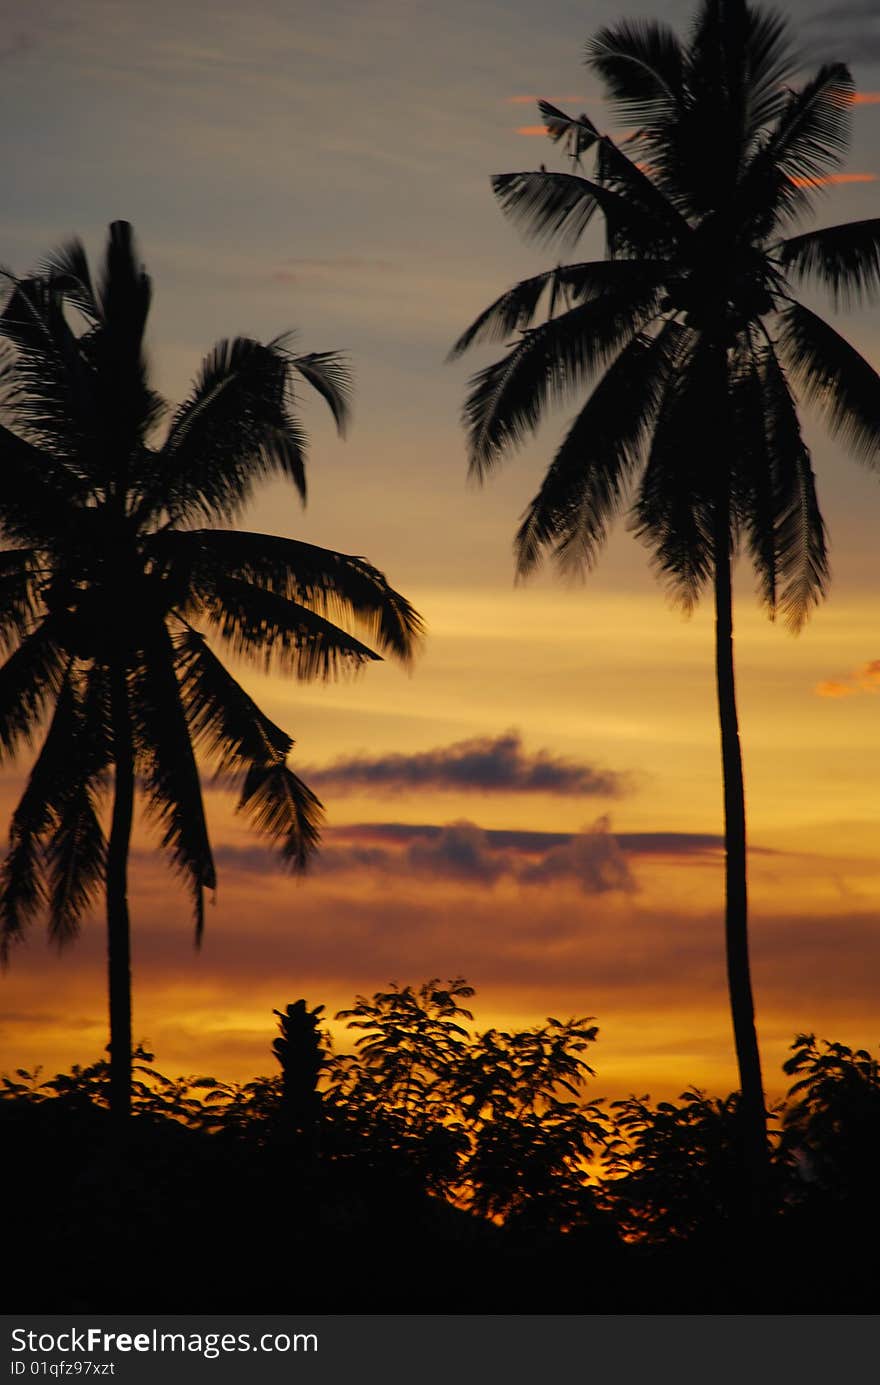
[452, 0, 880, 1185]
[0, 221, 422, 1115]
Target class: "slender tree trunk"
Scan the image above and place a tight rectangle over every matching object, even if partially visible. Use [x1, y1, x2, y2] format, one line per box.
[713, 503, 769, 1193]
[107, 660, 135, 1121]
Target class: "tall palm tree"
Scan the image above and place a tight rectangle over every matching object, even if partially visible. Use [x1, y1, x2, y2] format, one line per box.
[452, 0, 880, 1187]
[0, 221, 422, 1118]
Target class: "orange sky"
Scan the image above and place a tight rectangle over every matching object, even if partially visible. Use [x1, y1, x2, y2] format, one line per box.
[2, 0, 880, 1104]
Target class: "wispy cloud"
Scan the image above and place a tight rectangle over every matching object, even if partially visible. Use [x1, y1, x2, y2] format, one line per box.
[816, 659, 880, 698]
[789, 172, 877, 187]
[303, 730, 627, 798]
[851, 92, 880, 103]
[340, 823, 727, 855]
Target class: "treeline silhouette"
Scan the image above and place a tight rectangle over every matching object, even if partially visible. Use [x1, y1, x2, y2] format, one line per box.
[4, 980, 878, 1313]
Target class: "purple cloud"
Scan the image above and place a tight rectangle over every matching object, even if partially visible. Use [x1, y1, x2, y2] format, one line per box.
[303, 730, 627, 798]
[211, 816, 636, 894]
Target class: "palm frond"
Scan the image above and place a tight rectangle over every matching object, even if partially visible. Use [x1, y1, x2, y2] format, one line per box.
[174, 625, 293, 772]
[464, 286, 661, 477]
[491, 170, 601, 248]
[664, 1, 795, 213]
[197, 575, 383, 680]
[0, 618, 67, 763]
[0, 831, 45, 961]
[38, 238, 101, 324]
[761, 344, 829, 629]
[46, 781, 105, 946]
[0, 668, 107, 958]
[449, 269, 563, 360]
[147, 528, 424, 664]
[132, 622, 216, 942]
[778, 301, 880, 462]
[516, 320, 683, 576]
[0, 277, 97, 465]
[0, 676, 74, 958]
[739, 6, 800, 137]
[450, 260, 664, 360]
[147, 336, 310, 523]
[729, 340, 778, 611]
[594, 136, 692, 253]
[740, 63, 854, 236]
[0, 548, 42, 655]
[585, 18, 684, 126]
[0, 423, 83, 543]
[289, 350, 352, 436]
[493, 168, 685, 257]
[238, 761, 322, 871]
[536, 102, 600, 161]
[632, 332, 719, 609]
[776, 219, 880, 309]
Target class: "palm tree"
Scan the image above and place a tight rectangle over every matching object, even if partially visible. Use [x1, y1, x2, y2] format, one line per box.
[452, 0, 880, 1188]
[0, 221, 422, 1118]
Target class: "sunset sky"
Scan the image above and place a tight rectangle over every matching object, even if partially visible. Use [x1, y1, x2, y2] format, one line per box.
[2, 0, 880, 1102]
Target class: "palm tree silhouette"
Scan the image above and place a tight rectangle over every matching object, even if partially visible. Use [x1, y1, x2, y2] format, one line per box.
[452, 0, 880, 1187]
[0, 221, 422, 1118]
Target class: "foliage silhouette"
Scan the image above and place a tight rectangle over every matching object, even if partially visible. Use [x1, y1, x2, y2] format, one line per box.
[603, 1087, 781, 1243]
[272, 999, 329, 1158]
[3, 988, 879, 1310]
[780, 1033, 880, 1207]
[322, 980, 476, 1195]
[323, 979, 608, 1226]
[452, 0, 880, 1187]
[0, 221, 422, 1119]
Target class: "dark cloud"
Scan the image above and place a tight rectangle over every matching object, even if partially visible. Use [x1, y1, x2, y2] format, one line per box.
[304, 730, 627, 798]
[141, 822, 773, 898]
[343, 823, 727, 855]
[211, 817, 635, 894]
[802, 5, 880, 64]
[406, 820, 509, 884]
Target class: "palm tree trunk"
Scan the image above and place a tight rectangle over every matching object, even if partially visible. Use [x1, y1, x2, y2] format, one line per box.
[713, 505, 768, 1191]
[107, 661, 135, 1121]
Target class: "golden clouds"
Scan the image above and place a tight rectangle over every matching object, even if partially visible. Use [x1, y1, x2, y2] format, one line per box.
[4, 834, 879, 1102]
[816, 659, 880, 698]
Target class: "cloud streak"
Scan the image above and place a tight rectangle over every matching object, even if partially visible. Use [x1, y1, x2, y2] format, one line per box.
[337, 822, 726, 855]
[211, 816, 636, 893]
[303, 730, 627, 798]
[816, 659, 880, 698]
[788, 173, 877, 187]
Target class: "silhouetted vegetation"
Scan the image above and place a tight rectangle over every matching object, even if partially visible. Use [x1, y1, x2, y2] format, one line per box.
[0, 222, 421, 1118]
[453, 0, 880, 1188]
[3, 980, 878, 1312]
